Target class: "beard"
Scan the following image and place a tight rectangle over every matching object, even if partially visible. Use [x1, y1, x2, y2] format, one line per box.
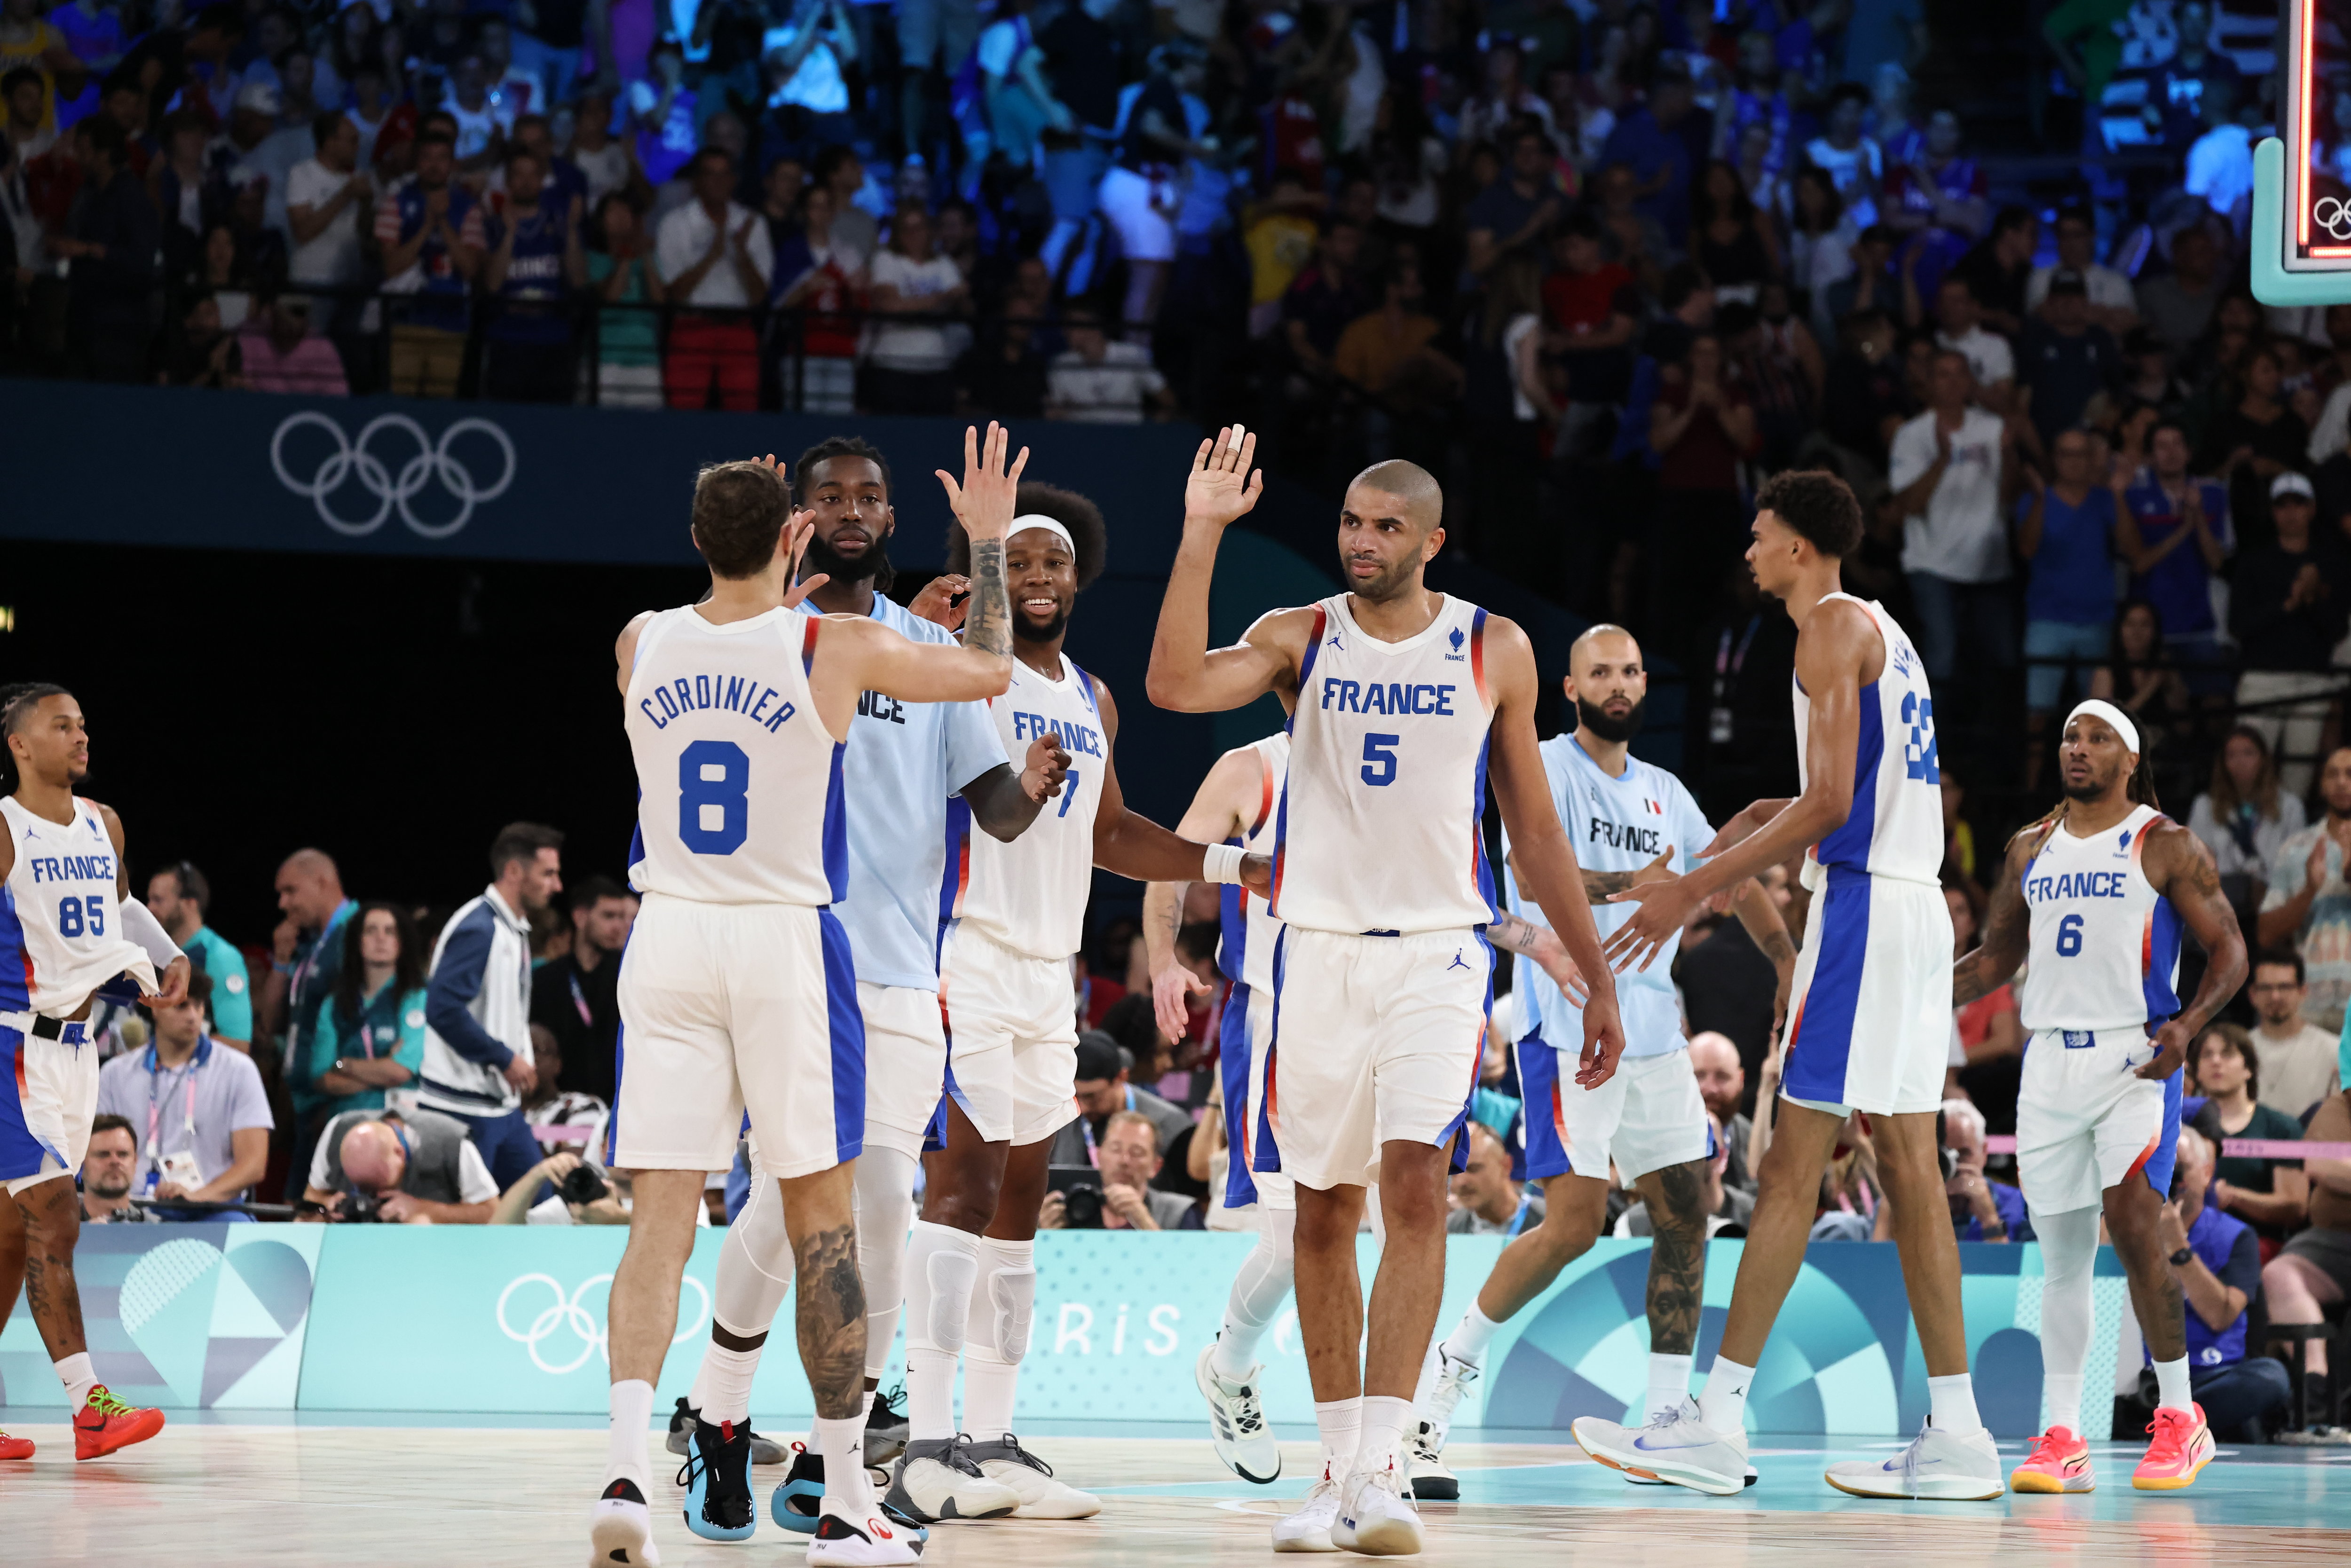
[1578, 696, 1646, 743]
[2060, 768, 2120, 803]
[1017, 606, 1071, 646]
[87, 1169, 131, 1200]
[801, 529, 891, 590]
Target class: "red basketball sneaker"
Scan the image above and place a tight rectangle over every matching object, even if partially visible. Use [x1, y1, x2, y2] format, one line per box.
[0, 1429, 33, 1459]
[74, 1386, 165, 1459]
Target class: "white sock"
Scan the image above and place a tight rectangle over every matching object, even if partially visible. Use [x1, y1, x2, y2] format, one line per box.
[1697, 1354, 1754, 1434]
[606, 1378, 655, 1491]
[1214, 1206, 1295, 1381]
[1314, 1396, 1362, 1476]
[697, 1336, 762, 1427]
[900, 1220, 982, 1443]
[2033, 1204, 2097, 1436]
[1928, 1372, 1984, 1435]
[55, 1352, 97, 1411]
[1356, 1394, 1414, 1478]
[854, 1146, 918, 1383]
[2043, 1374, 2084, 1435]
[2152, 1356, 2193, 1415]
[1443, 1303, 1503, 1368]
[813, 1412, 876, 1517]
[1646, 1352, 1694, 1421]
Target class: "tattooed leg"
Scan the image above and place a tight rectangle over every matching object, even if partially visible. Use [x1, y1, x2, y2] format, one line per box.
[1632, 1159, 1711, 1356]
[780, 1165, 866, 1420]
[15, 1177, 87, 1361]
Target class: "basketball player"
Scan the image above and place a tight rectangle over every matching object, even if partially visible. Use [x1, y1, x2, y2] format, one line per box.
[1146, 431, 1625, 1555]
[665, 434, 1073, 1543]
[592, 425, 1028, 1568]
[1150, 733, 1596, 1490]
[1954, 701, 2245, 1492]
[0, 684, 189, 1462]
[886, 484, 1274, 1527]
[1574, 470, 2000, 1500]
[1413, 624, 1797, 1494]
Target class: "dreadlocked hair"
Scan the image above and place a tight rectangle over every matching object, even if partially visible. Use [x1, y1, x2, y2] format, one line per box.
[793, 435, 896, 591]
[2026, 734, 2163, 842]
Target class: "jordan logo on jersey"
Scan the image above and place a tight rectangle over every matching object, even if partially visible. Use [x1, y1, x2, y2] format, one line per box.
[1447, 949, 1469, 970]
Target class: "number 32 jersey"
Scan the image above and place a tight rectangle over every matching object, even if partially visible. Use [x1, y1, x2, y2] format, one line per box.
[1794, 592, 1943, 888]
[623, 605, 846, 908]
[1272, 593, 1497, 936]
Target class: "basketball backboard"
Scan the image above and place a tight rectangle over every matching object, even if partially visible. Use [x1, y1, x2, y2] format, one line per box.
[2256, 0, 2351, 303]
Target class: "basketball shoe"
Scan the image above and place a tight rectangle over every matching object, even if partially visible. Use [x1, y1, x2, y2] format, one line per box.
[666, 1396, 788, 1465]
[772, 1447, 931, 1542]
[73, 1386, 164, 1460]
[2009, 1425, 2095, 1493]
[678, 1415, 756, 1541]
[1420, 1345, 1479, 1449]
[1272, 1463, 1344, 1552]
[1405, 1421, 1458, 1500]
[1573, 1403, 1749, 1496]
[807, 1508, 925, 1566]
[2131, 1405, 2215, 1491]
[1608, 1402, 1757, 1487]
[587, 1476, 660, 1567]
[865, 1384, 911, 1468]
[1195, 1339, 1280, 1483]
[882, 1435, 1021, 1522]
[1824, 1419, 2004, 1500]
[0, 1429, 33, 1459]
[1331, 1461, 1423, 1556]
[965, 1433, 1101, 1517]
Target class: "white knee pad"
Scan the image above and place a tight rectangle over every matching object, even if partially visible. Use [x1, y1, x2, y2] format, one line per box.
[712, 1163, 795, 1338]
[986, 1252, 1037, 1363]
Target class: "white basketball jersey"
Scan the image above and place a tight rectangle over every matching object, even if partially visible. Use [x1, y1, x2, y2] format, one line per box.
[623, 605, 845, 907]
[1217, 733, 1289, 994]
[1272, 594, 1497, 935]
[2018, 804, 2183, 1032]
[944, 653, 1105, 961]
[0, 796, 156, 1017]
[1793, 593, 1943, 888]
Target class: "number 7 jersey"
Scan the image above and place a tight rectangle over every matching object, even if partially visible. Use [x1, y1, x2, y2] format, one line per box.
[942, 652, 1105, 961]
[623, 605, 846, 907]
[1271, 593, 1497, 935]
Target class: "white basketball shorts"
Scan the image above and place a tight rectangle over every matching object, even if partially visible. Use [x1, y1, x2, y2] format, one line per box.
[1217, 978, 1293, 1212]
[2015, 1025, 2184, 1215]
[1256, 926, 1491, 1192]
[1779, 867, 1952, 1118]
[0, 1019, 98, 1195]
[1517, 1038, 1711, 1184]
[937, 920, 1081, 1148]
[860, 981, 948, 1160]
[611, 892, 863, 1181]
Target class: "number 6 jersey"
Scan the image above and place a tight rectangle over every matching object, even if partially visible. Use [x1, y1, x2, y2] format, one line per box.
[623, 605, 846, 907]
[1271, 593, 1497, 936]
[2018, 803, 2182, 1033]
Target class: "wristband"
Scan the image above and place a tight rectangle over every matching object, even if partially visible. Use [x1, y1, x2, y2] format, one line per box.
[1201, 842, 1247, 885]
[2168, 1246, 2195, 1268]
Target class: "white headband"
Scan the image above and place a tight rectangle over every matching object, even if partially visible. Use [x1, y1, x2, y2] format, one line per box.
[1009, 514, 1076, 556]
[2066, 699, 2140, 757]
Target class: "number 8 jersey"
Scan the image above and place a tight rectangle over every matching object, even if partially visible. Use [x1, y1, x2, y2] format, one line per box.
[1271, 593, 1497, 936]
[623, 605, 846, 907]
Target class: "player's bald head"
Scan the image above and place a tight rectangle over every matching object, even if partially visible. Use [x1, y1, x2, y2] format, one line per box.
[1570, 622, 1640, 671]
[1345, 460, 1444, 532]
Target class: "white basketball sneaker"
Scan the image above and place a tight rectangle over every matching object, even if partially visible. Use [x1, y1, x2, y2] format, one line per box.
[1195, 1339, 1281, 1483]
[1405, 1421, 1458, 1501]
[587, 1477, 662, 1567]
[1572, 1403, 1750, 1496]
[1824, 1420, 2004, 1501]
[882, 1436, 1020, 1522]
[1331, 1463, 1424, 1556]
[1272, 1466, 1345, 1552]
[1421, 1347, 1480, 1448]
[1613, 1401, 1758, 1487]
[805, 1508, 924, 1566]
[966, 1434, 1102, 1518]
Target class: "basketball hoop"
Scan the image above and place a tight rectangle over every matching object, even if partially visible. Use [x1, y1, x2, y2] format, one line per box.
[2255, 0, 2351, 303]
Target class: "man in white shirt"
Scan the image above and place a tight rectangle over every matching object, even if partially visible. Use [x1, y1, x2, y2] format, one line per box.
[2248, 950, 2346, 1117]
[1933, 273, 2013, 412]
[1888, 348, 2015, 690]
[2025, 205, 2137, 334]
[2184, 77, 2252, 237]
[654, 146, 772, 409]
[1047, 306, 1170, 423]
[285, 111, 370, 338]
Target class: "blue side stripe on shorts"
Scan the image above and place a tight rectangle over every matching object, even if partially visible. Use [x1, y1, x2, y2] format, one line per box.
[1220, 978, 1261, 1208]
[1253, 928, 1288, 1176]
[1514, 1031, 1572, 1181]
[820, 908, 866, 1165]
[1784, 864, 1872, 1103]
[603, 1020, 625, 1168]
[1432, 934, 1496, 1170]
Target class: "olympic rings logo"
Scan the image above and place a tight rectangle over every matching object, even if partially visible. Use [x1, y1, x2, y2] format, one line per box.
[496, 1273, 710, 1375]
[2317, 197, 2351, 242]
[270, 412, 517, 539]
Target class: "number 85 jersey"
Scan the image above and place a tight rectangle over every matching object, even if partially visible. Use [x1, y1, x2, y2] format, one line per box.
[624, 605, 846, 907]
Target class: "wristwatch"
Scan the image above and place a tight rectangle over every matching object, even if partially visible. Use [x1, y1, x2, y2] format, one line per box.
[2168, 1246, 2195, 1267]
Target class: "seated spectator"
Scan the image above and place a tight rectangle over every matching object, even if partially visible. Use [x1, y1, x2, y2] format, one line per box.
[1446, 1121, 1545, 1235]
[529, 875, 629, 1103]
[1047, 305, 1170, 423]
[2028, 205, 2138, 333]
[1039, 1110, 1199, 1231]
[2187, 1023, 2309, 1245]
[1689, 1032, 1756, 1193]
[489, 1149, 634, 1225]
[2242, 948, 2346, 1115]
[94, 972, 273, 1212]
[302, 1107, 498, 1223]
[2114, 419, 2233, 689]
[1812, 1112, 1885, 1242]
[78, 1115, 153, 1224]
[2190, 729, 2308, 931]
[1049, 1029, 1191, 1169]
[654, 146, 770, 411]
[159, 291, 241, 386]
[863, 203, 965, 414]
[2156, 1126, 2293, 1441]
[1940, 1097, 2030, 1242]
[2017, 427, 2118, 784]
[304, 899, 427, 1120]
[1617, 1112, 1753, 1237]
[236, 292, 347, 394]
[584, 191, 663, 408]
[464, 144, 584, 403]
[2264, 1082, 2351, 1423]
[1281, 216, 1369, 385]
[1333, 259, 1459, 414]
[2233, 474, 2346, 796]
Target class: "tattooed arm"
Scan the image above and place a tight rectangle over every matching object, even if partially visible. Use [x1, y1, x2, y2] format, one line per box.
[1729, 876, 1799, 1045]
[2138, 822, 2248, 1082]
[1488, 911, 1596, 1005]
[1577, 845, 1678, 902]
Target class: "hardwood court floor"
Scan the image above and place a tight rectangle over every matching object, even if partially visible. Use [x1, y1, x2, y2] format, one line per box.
[3, 1420, 2348, 1566]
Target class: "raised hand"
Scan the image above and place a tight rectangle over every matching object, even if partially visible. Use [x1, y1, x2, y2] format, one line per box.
[935, 420, 1029, 545]
[1184, 424, 1263, 529]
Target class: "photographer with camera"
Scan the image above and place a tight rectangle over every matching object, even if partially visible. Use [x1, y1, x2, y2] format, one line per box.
[1040, 1110, 1200, 1231]
[300, 1107, 498, 1223]
[94, 971, 273, 1215]
[490, 1149, 631, 1225]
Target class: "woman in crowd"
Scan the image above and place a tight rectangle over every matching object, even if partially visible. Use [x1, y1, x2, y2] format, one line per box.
[863, 202, 966, 414]
[2201, 341, 2311, 553]
[2190, 1023, 2311, 1252]
[2191, 726, 2308, 933]
[295, 901, 429, 1188]
[771, 182, 868, 417]
[1649, 329, 1757, 657]
[1692, 157, 1778, 301]
[1787, 165, 1856, 335]
[2091, 597, 2196, 769]
[585, 192, 664, 409]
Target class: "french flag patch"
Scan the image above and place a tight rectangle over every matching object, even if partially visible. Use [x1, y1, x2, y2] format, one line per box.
[1644, 799, 1664, 815]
